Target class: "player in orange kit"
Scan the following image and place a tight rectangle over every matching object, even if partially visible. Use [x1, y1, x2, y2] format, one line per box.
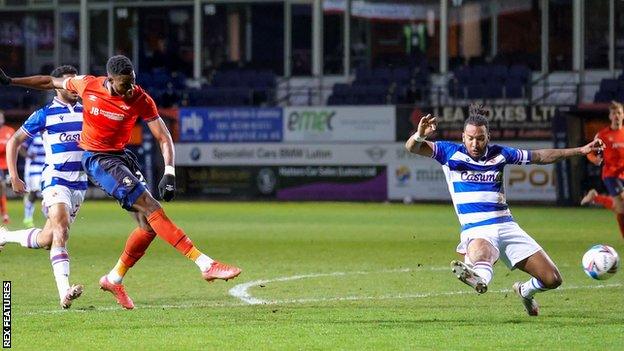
[0, 110, 15, 224]
[581, 101, 624, 239]
[0, 56, 241, 309]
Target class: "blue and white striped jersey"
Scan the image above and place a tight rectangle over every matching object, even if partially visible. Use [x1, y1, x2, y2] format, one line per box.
[21, 97, 87, 191]
[22, 134, 45, 179]
[432, 141, 531, 232]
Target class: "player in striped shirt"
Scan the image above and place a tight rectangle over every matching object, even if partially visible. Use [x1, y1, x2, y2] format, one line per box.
[405, 104, 603, 316]
[0, 65, 85, 309]
[21, 133, 45, 227]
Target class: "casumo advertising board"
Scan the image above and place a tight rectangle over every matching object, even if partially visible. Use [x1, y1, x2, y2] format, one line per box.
[179, 107, 282, 142]
[283, 106, 395, 142]
[388, 141, 557, 202]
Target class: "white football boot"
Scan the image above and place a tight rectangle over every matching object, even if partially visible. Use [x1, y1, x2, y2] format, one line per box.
[61, 284, 84, 309]
[512, 282, 539, 316]
[451, 260, 488, 294]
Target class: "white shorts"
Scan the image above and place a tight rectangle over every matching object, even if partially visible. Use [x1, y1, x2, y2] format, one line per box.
[455, 221, 542, 269]
[25, 175, 42, 193]
[41, 185, 86, 224]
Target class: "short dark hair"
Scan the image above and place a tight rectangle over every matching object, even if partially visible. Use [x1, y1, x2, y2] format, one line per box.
[465, 103, 489, 131]
[50, 65, 78, 78]
[106, 55, 134, 76]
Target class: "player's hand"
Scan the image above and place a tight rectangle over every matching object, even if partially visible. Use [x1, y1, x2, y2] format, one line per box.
[158, 174, 176, 202]
[10, 177, 26, 194]
[580, 138, 604, 155]
[0, 68, 12, 85]
[416, 114, 437, 138]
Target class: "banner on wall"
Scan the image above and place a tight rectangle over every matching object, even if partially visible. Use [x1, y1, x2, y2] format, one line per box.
[276, 166, 387, 201]
[283, 106, 395, 142]
[177, 166, 278, 198]
[396, 105, 560, 141]
[175, 165, 387, 201]
[175, 142, 398, 166]
[179, 107, 282, 142]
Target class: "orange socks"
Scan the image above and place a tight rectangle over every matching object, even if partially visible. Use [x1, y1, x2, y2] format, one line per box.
[591, 195, 624, 239]
[146, 208, 195, 256]
[120, 227, 157, 267]
[594, 194, 614, 209]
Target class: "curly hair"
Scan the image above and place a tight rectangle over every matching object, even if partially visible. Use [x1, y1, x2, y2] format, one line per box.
[106, 55, 134, 76]
[50, 65, 78, 78]
[465, 103, 490, 131]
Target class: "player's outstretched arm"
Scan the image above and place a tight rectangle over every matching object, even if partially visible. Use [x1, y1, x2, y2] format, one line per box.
[0, 67, 65, 90]
[405, 114, 437, 157]
[147, 118, 176, 202]
[6, 129, 29, 194]
[531, 139, 604, 164]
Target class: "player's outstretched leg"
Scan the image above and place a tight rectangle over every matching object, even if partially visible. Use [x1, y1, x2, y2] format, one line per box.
[513, 250, 562, 316]
[0, 227, 45, 251]
[451, 260, 488, 294]
[144, 207, 242, 282]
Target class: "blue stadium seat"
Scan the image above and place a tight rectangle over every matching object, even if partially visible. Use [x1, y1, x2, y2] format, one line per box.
[508, 64, 531, 84]
[504, 80, 525, 98]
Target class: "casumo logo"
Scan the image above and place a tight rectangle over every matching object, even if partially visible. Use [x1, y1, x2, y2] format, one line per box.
[287, 110, 335, 131]
[460, 172, 501, 182]
[59, 133, 80, 142]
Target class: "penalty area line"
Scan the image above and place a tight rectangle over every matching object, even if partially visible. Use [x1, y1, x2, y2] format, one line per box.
[228, 267, 623, 305]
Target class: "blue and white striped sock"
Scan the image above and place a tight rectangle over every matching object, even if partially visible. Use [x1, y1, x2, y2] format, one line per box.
[519, 277, 548, 298]
[472, 261, 494, 285]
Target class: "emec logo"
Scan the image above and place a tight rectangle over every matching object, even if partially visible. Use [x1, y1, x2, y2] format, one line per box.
[287, 110, 335, 132]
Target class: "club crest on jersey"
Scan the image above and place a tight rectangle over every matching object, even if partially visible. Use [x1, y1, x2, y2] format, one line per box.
[88, 95, 97, 101]
[122, 177, 133, 187]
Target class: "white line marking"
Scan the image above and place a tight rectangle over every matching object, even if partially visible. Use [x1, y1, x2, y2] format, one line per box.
[20, 267, 622, 316]
[228, 267, 623, 305]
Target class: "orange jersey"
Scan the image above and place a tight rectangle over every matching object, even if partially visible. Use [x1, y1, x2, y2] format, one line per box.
[63, 75, 159, 152]
[0, 125, 15, 169]
[596, 126, 624, 179]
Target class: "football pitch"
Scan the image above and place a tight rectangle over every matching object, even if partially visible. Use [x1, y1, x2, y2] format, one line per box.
[1, 200, 622, 350]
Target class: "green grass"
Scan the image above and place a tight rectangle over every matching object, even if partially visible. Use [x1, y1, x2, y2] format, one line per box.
[1, 200, 623, 350]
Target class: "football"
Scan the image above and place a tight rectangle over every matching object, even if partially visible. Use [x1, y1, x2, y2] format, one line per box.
[582, 245, 620, 280]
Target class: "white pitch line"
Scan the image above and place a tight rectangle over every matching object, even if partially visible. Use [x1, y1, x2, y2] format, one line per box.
[20, 266, 621, 316]
[228, 267, 623, 305]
